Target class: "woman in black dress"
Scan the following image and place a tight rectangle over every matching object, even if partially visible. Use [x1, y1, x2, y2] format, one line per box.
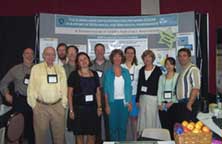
[68, 52, 102, 144]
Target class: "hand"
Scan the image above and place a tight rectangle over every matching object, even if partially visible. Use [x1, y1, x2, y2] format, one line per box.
[128, 103, 132, 112]
[186, 102, 192, 111]
[97, 108, 103, 117]
[5, 93, 13, 104]
[105, 105, 110, 115]
[166, 102, 173, 109]
[69, 111, 75, 120]
[136, 102, 140, 109]
[158, 105, 163, 111]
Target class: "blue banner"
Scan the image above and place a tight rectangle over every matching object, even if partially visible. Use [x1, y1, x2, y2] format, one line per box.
[55, 14, 178, 29]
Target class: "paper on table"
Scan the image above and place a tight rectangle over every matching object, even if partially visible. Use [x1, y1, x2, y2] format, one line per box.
[0, 104, 12, 115]
[197, 112, 222, 137]
[157, 141, 175, 144]
[103, 142, 115, 144]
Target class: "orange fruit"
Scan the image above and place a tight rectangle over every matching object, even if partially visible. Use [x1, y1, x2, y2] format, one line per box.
[202, 126, 210, 133]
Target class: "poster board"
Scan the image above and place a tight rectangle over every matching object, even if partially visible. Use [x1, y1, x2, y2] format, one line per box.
[39, 12, 196, 69]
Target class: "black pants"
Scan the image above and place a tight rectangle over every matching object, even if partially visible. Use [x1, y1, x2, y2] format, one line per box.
[95, 107, 110, 144]
[173, 99, 200, 123]
[159, 104, 177, 140]
[13, 96, 35, 144]
[95, 89, 110, 144]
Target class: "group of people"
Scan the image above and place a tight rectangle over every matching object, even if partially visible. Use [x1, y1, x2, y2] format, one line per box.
[0, 42, 201, 144]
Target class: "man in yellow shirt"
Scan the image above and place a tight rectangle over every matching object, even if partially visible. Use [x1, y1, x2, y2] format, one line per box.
[27, 47, 67, 144]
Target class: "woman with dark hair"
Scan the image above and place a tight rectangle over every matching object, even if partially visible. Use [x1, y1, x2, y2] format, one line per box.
[157, 57, 178, 139]
[122, 46, 141, 140]
[103, 49, 132, 141]
[67, 52, 102, 144]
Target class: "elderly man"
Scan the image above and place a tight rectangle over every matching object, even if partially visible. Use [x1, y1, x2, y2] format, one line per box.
[27, 47, 67, 144]
[0, 48, 35, 143]
[175, 48, 201, 122]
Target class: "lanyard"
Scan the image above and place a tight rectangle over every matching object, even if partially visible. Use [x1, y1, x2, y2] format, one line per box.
[22, 63, 32, 75]
[163, 74, 175, 91]
[44, 63, 57, 75]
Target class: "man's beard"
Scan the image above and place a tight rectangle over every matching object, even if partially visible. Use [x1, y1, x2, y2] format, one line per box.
[59, 55, 66, 60]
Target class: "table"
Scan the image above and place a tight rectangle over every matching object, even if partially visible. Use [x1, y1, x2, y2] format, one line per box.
[104, 141, 175, 144]
[197, 112, 222, 137]
[115, 141, 156, 144]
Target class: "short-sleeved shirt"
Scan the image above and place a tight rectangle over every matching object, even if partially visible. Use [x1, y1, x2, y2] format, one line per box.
[176, 64, 201, 100]
[68, 70, 100, 106]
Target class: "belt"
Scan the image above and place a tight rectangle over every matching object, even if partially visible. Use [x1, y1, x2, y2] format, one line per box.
[36, 98, 61, 105]
[178, 98, 188, 103]
[15, 93, 27, 98]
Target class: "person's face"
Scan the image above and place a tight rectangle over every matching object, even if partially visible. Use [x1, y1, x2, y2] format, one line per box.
[125, 49, 135, 62]
[67, 48, 77, 62]
[178, 51, 191, 66]
[143, 54, 153, 66]
[78, 54, 90, 68]
[57, 46, 66, 60]
[23, 48, 34, 63]
[113, 53, 122, 66]
[165, 60, 175, 72]
[44, 48, 56, 65]
[95, 45, 105, 60]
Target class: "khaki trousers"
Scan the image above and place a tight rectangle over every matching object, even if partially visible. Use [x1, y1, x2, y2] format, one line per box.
[33, 102, 65, 144]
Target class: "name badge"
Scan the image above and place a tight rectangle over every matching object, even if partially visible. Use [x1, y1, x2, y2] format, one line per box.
[96, 71, 103, 78]
[47, 74, 58, 83]
[164, 91, 173, 99]
[141, 86, 147, 92]
[130, 74, 134, 81]
[23, 74, 30, 85]
[85, 94, 93, 102]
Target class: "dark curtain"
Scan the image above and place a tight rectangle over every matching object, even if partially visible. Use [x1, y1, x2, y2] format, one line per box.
[0, 16, 36, 103]
[0, 16, 36, 79]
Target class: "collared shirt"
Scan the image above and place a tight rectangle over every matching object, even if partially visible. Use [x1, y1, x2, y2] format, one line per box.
[176, 63, 201, 100]
[27, 62, 67, 108]
[0, 63, 33, 96]
[63, 63, 75, 78]
[90, 59, 112, 85]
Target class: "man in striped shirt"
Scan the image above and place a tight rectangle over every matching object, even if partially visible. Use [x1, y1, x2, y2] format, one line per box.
[175, 48, 201, 122]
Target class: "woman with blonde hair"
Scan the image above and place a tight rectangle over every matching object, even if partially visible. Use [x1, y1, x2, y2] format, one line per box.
[136, 49, 162, 135]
